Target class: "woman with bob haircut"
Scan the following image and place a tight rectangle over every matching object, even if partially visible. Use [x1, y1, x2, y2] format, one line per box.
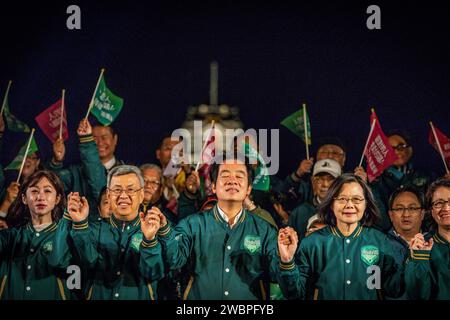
[0, 170, 73, 300]
[406, 178, 450, 300]
[276, 173, 405, 300]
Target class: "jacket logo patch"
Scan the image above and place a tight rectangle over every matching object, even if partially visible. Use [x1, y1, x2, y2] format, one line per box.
[131, 233, 143, 252]
[361, 245, 379, 265]
[42, 241, 53, 254]
[244, 235, 261, 254]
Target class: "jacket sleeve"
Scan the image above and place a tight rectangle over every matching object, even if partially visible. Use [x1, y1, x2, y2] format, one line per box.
[405, 249, 435, 299]
[78, 134, 106, 202]
[139, 237, 165, 281]
[177, 190, 200, 221]
[69, 218, 100, 270]
[379, 234, 406, 298]
[275, 241, 310, 300]
[157, 219, 194, 271]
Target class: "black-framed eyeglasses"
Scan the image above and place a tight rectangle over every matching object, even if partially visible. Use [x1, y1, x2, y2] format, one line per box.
[108, 187, 143, 196]
[390, 206, 422, 214]
[392, 143, 410, 152]
[431, 199, 450, 210]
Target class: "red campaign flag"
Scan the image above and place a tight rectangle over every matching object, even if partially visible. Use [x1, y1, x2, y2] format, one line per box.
[198, 125, 216, 196]
[35, 98, 69, 143]
[428, 125, 450, 168]
[364, 112, 398, 182]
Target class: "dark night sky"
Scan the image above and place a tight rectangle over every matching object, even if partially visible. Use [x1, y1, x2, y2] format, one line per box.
[1, 1, 449, 179]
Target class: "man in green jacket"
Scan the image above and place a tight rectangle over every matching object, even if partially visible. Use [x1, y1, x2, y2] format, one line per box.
[48, 119, 107, 219]
[151, 153, 281, 300]
[66, 165, 164, 300]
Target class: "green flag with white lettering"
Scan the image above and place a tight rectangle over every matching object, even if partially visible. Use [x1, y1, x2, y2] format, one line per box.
[242, 142, 270, 192]
[280, 108, 311, 145]
[5, 137, 38, 170]
[3, 98, 30, 133]
[90, 74, 124, 125]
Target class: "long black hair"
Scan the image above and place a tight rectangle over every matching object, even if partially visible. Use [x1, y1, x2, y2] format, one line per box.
[317, 173, 381, 227]
[7, 170, 66, 228]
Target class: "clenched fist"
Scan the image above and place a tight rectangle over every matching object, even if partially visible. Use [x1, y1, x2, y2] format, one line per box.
[409, 233, 434, 253]
[67, 192, 89, 222]
[278, 227, 298, 263]
[77, 119, 92, 136]
[140, 206, 164, 240]
[53, 138, 66, 163]
[295, 158, 314, 178]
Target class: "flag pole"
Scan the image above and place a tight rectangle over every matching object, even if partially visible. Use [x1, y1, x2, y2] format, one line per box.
[59, 89, 65, 139]
[430, 121, 450, 174]
[17, 128, 36, 183]
[85, 68, 105, 120]
[359, 108, 377, 167]
[195, 120, 215, 171]
[0, 80, 12, 116]
[302, 103, 310, 160]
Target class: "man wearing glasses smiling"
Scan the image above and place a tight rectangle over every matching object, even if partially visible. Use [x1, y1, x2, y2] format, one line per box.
[65, 165, 165, 299]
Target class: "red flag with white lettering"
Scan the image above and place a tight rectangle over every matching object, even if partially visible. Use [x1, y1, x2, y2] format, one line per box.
[364, 111, 398, 182]
[35, 98, 68, 143]
[428, 124, 450, 170]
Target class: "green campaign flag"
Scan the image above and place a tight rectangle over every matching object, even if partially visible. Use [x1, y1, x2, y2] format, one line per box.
[242, 142, 270, 192]
[90, 74, 124, 126]
[5, 137, 38, 170]
[3, 98, 30, 133]
[280, 107, 311, 145]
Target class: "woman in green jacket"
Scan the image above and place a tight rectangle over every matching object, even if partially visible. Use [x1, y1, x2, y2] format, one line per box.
[0, 170, 72, 300]
[277, 173, 405, 300]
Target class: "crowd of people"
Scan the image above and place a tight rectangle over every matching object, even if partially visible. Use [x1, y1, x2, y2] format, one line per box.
[0, 113, 449, 300]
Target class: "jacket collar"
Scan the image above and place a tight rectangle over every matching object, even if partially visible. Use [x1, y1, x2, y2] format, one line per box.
[330, 223, 363, 238]
[109, 213, 141, 230]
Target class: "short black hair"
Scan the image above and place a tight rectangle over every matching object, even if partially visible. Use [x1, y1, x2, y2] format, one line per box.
[93, 123, 116, 136]
[159, 134, 181, 149]
[387, 129, 412, 146]
[388, 186, 425, 209]
[210, 152, 255, 186]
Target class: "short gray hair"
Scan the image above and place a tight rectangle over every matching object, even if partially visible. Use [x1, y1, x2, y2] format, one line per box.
[139, 163, 162, 179]
[107, 165, 145, 188]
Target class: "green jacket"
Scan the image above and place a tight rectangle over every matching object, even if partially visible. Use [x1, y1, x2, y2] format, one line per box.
[47, 134, 106, 219]
[0, 218, 73, 300]
[158, 205, 280, 300]
[405, 232, 450, 300]
[288, 200, 317, 242]
[277, 224, 405, 300]
[68, 214, 164, 300]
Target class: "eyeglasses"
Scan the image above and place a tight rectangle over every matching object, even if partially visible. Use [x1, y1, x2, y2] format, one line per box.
[313, 176, 335, 185]
[108, 187, 143, 196]
[334, 196, 365, 205]
[391, 206, 422, 214]
[144, 180, 161, 188]
[318, 150, 344, 157]
[431, 199, 450, 210]
[392, 143, 410, 152]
